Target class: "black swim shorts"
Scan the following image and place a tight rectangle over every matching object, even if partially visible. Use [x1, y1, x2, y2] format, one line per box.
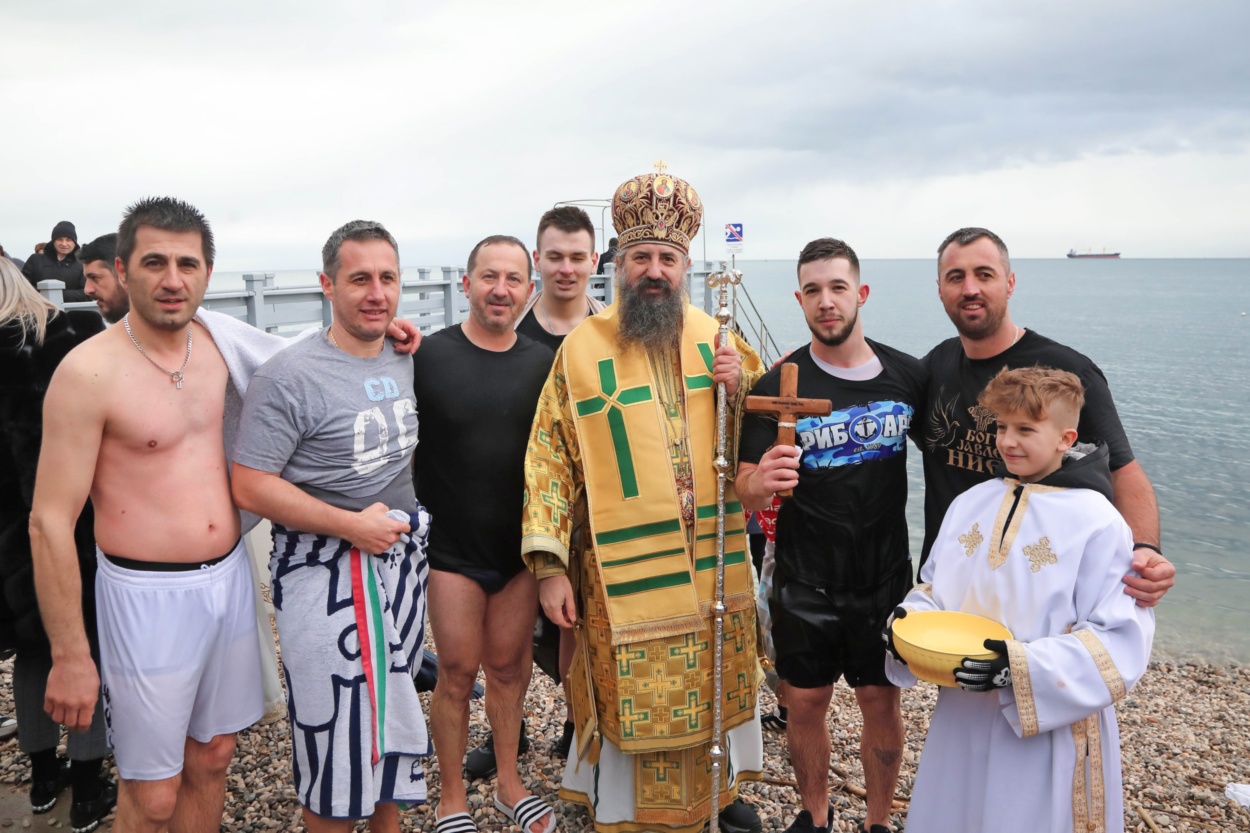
[770, 562, 913, 689]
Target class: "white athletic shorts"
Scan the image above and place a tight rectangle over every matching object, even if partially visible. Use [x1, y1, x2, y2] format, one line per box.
[95, 539, 265, 780]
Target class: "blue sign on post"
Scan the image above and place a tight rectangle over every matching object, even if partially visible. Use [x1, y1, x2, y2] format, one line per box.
[725, 223, 744, 254]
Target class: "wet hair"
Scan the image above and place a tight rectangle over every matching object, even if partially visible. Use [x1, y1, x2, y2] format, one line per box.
[979, 366, 1084, 430]
[321, 220, 399, 282]
[78, 233, 118, 275]
[0, 256, 58, 347]
[536, 206, 595, 251]
[117, 197, 215, 269]
[937, 227, 1011, 273]
[797, 237, 860, 280]
[466, 235, 532, 278]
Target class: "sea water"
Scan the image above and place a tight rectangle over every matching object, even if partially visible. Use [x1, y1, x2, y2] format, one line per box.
[213, 258, 1250, 663]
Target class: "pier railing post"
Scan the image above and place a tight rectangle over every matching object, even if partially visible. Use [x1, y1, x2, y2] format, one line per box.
[441, 267, 458, 327]
[602, 263, 615, 305]
[38, 279, 65, 308]
[244, 273, 266, 330]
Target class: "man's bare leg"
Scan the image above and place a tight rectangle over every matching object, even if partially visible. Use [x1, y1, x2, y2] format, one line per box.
[166, 734, 235, 833]
[302, 801, 398, 833]
[785, 684, 835, 820]
[856, 685, 903, 830]
[427, 570, 488, 819]
[115, 777, 180, 833]
[483, 570, 543, 833]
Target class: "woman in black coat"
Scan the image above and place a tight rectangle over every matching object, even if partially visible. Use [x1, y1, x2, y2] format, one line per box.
[0, 257, 115, 828]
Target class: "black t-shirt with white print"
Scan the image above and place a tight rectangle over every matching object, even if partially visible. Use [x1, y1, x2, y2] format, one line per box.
[741, 340, 926, 590]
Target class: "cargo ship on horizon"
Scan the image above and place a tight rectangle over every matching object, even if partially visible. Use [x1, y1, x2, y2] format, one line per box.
[1067, 248, 1120, 259]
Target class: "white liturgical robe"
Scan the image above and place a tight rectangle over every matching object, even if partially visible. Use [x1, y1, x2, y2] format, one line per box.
[887, 467, 1155, 833]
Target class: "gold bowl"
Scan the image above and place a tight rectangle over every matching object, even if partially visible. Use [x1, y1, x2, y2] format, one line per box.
[893, 610, 1013, 687]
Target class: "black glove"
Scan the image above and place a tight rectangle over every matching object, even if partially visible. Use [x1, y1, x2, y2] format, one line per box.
[954, 639, 1011, 691]
[882, 606, 907, 663]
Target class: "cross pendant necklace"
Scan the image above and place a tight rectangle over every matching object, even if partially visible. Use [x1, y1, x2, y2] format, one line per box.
[123, 314, 193, 389]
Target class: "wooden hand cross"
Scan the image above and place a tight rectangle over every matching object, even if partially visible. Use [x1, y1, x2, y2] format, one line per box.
[745, 362, 832, 499]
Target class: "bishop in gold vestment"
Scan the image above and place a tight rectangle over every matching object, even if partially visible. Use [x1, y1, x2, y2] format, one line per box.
[522, 168, 766, 833]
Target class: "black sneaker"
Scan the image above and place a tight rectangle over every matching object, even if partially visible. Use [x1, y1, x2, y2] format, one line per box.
[718, 798, 763, 833]
[856, 822, 893, 833]
[30, 757, 71, 814]
[552, 720, 574, 759]
[786, 807, 832, 833]
[70, 778, 118, 833]
[464, 720, 530, 780]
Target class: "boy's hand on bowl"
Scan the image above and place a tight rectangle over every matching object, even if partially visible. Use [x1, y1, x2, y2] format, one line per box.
[954, 638, 1011, 691]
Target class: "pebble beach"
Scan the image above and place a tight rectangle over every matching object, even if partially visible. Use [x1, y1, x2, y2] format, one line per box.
[0, 645, 1246, 833]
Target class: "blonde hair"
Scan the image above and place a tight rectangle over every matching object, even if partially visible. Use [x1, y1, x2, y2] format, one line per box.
[0, 256, 59, 347]
[978, 366, 1084, 430]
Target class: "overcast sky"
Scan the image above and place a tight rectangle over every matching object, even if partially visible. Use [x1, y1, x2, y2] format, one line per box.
[3, 0, 1247, 269]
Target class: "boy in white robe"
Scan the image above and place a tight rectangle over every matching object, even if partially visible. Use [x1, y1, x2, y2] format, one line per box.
[885, 366, 1155, 833]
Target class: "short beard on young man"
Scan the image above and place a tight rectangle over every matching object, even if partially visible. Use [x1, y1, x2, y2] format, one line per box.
[617, 276, 686, 354]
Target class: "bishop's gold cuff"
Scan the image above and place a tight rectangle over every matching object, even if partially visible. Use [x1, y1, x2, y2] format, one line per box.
[525, 550, 568, 581]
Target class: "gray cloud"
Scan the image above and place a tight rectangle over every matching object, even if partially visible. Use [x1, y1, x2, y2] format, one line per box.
[1, 0, 1247, 262]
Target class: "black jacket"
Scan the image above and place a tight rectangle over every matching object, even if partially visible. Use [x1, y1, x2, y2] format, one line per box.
[0, 309, 105, 657]
[1036, 441, 1115, 502]
[22, 248, 87, 303]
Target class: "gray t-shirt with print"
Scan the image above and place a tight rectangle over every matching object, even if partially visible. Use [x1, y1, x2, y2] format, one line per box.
[234, 331, 418, 512]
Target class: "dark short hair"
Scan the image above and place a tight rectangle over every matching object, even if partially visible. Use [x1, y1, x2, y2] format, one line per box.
[117, 197, 215, 269]
[321, 220, 399, 282]
[608, 237, 618, 247]
[536, 206, 595, 251]
[78, 233, 118, 275]
[467, 235, 532, 277]
[797, 237, 860, 280]
[937, 227, 1011, 273]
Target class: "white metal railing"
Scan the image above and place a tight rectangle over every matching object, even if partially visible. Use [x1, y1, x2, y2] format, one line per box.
[36, 262, 776, 361]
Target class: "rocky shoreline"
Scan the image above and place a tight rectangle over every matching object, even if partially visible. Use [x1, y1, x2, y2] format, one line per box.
[0, 654, 1245, 832]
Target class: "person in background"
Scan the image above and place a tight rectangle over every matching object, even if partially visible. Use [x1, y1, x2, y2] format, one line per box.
[22, 222, 87, 302]
[78, 234, 129, 324]
[596, 236, 618, 274]
[0, 257, 116, 831]
[1, 243, 25, 270]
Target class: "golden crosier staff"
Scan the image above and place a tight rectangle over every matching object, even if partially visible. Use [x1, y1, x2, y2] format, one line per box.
[705, 263, 742, 833]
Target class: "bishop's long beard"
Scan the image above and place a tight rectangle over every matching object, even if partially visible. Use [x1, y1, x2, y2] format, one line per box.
[617, 278, 686, 354]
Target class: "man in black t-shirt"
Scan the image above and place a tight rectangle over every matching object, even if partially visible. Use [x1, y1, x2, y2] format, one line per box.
[413, 235, 557, 833]
[739, 239, 923, 833]
[512, 206, 607, 762]
[920, 227, 1175, 606]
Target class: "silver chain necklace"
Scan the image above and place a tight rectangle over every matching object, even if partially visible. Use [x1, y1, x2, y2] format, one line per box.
[123, 314, 193, 389]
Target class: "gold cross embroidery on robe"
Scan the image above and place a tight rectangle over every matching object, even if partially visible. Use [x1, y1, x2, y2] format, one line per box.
[1023, 536, 1058, 573]
[959, 523, 983, 557]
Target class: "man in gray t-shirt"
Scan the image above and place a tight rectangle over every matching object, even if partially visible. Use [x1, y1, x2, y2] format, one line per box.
[232, 221, 431, 831]
[237, 335, 418, 509]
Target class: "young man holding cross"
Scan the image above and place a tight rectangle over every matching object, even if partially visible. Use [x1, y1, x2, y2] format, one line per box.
[736, 238, 926, 833]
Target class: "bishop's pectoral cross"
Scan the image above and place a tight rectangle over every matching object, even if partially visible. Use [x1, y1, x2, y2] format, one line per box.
[745, 362, 832, 499]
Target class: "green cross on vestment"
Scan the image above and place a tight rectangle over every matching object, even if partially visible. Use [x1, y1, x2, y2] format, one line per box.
[574, 358, 653, 499]
[684, 342, 716, 390]
[672, 689, 710, 727]
[540, 480, 568, 527]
